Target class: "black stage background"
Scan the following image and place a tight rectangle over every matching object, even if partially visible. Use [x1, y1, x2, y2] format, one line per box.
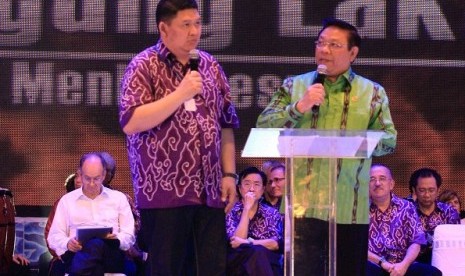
[1, 1, 465, 214]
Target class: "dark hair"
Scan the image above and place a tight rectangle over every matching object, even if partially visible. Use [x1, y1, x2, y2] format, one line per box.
[238, 167, 267, 187]
[100, 151, 116, 186]
[237, 167, 267, 200]
[156, 0, 198, 28]
[438, 189, 462, 208]
[318, 18, 361, 49]
[409, 168, 442, 191]
[79, 152, 107, 173]
[64, 173, 76, 193]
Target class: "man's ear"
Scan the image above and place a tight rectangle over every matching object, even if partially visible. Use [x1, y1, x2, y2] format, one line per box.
[350, 46, 359, 63]
[390, 179, 395, 191]
[159, 22, 168, 38]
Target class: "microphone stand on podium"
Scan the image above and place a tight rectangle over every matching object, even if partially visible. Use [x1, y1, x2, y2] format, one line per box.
[241, 128, 384, 276]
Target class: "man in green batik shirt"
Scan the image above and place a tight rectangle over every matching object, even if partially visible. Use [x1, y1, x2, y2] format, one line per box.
[256, 18, 396, 276]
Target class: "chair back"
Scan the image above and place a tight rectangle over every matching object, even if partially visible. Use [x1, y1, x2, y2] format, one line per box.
[432, 224, 465, 276]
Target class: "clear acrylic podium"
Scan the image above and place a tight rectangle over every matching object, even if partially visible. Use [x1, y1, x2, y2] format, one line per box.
[242, 128, 384, 276]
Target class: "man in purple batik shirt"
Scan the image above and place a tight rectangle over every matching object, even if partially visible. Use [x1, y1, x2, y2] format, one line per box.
[225, 167, 283, 275]
[409, 168, 460, 265]
[367, 164, 442, 276]
[119, 1, 239, 275]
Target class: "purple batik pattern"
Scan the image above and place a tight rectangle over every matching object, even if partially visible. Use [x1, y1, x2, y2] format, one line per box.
[369, 194, 426, 263]
[416, 201, 460, 245]
[226, 201, 283, 242]
[120, 40, 239, 209]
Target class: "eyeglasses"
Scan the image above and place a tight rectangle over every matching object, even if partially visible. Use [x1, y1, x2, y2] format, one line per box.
[268, 177, 285, 185]
[82, 176, 104, 185]
[241, 182, 263, 189]
[369, 177, 390, 184]
[314, 40, 347, 50]
[416, 188, 437, 195]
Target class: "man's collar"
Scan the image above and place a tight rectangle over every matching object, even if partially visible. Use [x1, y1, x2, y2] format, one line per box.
[74, 186, 109, 200]
[339, 67, 355, 83]
[155, 40, 176, 62]
[415, 201, 439, 215]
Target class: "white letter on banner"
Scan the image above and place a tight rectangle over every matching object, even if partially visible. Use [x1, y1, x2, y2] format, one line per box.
[87, 71, 113, 106]
[53, 0, 104, 32]
[278, 0, 321, 37]
[12, 62, 54, 105]
[57, 71, 83, 105]
[397, 0, 454, 40]
[335, 0, 386, 39]
[0, 0, 42, 46]
[229, 74, 254, 109]
[198, 0, 233, 50]
[117, 0, 141, 33]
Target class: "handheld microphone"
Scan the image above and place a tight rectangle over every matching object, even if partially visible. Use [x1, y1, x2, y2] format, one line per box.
[185, 49, 200, 111]
[311, 64, 328, 113]
[189, 49, 199, 71]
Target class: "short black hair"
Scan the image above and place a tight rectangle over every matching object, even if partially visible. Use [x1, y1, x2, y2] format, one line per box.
[409, 167, 442, 191]
[238, 166, 267, 187]
[318, 18, 361, 49]
[64, 173, 76, 193]
[237, 167, 267, 200]
[156, 0, 199, 28]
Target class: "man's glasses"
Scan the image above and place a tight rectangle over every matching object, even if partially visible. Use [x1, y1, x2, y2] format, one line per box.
[268, 177, 285, 185]
[314, 40, 347, 50]
[82, 176, 104, 185]
[369, 177, 390, 184]
[416, 188, 437, 195]
[241, 182, 263, 189]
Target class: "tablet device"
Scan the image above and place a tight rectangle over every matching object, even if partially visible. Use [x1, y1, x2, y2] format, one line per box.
[76, 226, 113, 244]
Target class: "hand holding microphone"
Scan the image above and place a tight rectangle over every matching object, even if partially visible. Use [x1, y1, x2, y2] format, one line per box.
[183, 49, 201, 111]
[295, 64, 327, 113]
[311, 64, 328, 113]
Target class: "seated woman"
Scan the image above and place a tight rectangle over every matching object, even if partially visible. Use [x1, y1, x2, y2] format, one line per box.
[225, 166, 284, 276]
[438, 189, 465, 224]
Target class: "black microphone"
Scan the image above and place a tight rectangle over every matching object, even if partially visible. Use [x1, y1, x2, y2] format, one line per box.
[185, 49, 200, 111]
[311, 64, 328, 113]
[189, 49, 199, 71]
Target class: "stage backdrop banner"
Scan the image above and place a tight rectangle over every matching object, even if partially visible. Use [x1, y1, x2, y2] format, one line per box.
[1, 1, 465, 207]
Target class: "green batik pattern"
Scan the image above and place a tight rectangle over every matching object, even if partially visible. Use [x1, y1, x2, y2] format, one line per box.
[257, 68, 397, 224]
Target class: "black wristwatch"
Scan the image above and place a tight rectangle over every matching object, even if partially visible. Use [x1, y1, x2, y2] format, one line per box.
[222, 172, 238, 180]
[378, 256, 386, 267]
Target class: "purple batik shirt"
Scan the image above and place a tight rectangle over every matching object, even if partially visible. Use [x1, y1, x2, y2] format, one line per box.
[369, 194, 426, 263]
[416, 201, 460, 246]
[119, 40, 239, 209]
[226, 201, 283, 243]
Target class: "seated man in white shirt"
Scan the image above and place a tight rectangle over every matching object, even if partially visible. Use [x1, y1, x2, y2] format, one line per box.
[48, 152, 135, 275]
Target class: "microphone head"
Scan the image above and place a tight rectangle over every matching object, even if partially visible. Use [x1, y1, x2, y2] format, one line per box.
[317, 64, 328, 75]
[189, 49, 199, 60]
[188, 49, 200, 71]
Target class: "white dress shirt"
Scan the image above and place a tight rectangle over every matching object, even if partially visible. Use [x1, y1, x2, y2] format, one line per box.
[47, 187, 135, 256]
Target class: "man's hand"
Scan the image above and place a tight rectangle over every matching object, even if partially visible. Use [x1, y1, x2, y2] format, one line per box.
[229, 235, 248, 249]
[221, 176, 237, 214]
[389, 262, 409, 276]
[67, 237, 82, 252]
[105, 233, 117, 239]
[177, 70, 203, 102]
[243, 191, 256, 211]
[295, 83, 325, 113]
[12, 254, 29, 265]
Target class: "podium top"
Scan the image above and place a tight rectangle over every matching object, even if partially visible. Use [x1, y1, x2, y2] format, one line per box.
[241, 128, 384, 158]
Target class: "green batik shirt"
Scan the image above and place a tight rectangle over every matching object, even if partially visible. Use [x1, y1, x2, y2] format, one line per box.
[256, 68, 397, 224]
